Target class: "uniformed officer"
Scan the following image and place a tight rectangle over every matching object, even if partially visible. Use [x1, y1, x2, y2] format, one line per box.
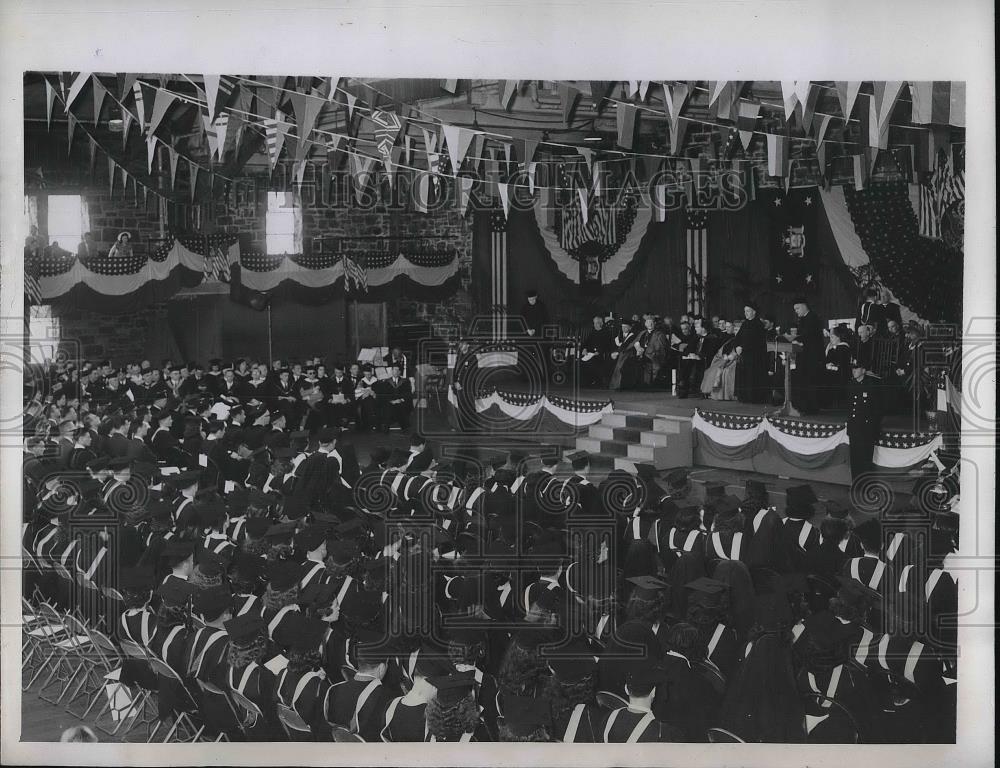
[846, 359, 884, 482]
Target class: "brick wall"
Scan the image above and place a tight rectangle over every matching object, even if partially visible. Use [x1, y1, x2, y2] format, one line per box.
[209, 169, 475, 333]
[44, 303, 174, 367]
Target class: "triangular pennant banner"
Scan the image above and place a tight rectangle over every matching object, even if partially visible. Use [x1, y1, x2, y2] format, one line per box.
[108, 158, 117, 195]
[92, 79, 107, 125]
[800, 84, 821, 130]
[522, 138, 538, 166]
[526, 162, 538, 194]
[835, 81, 862, 119]
[669, 116, 691, 155]
[45, 79, 56, 130]
[421, 126, 439, 154]
[345, 92, 357, 119]
[147, 89, 177, 137]
[638, 81, 651, 101]
[457, 176, 474, 214]
[132, 81, 146, 128]
[663, 82, 691, 122]
[88, 138, 97, 173]
[404, 134, 413, 165]
[577, 146, 594, 173]
[119, 74, 138, 100]
[708, 81, 728, 107]
[66, 72, 91, 109]
[737, 101, 760, 149]
[441, 79, 459, 94]
[442, 124, 474, 174]
[189, 161, 199, 203]
[871, 80, 904, 150]
[501, 80, 518, 110]
[327, 76, 340, 101]
[203, 75, 220, 120]
[592, 160, 603, 198]
[814, 113, 833, 147]
[627, 81, 639, 98]
[121, 108, 134, 151]
[370, 109, 402, 164]
[497, 182, 511, 216]
[617, 102, 638, 149]
[560, 84, 580, 125]
[146, 135, 158, 173]
[289, 89, 324, 162]
[202, 113, 220, 159]
[780, 81, 801, 122]
[67, 113, 77, 154]
[168, 147, 180, 189]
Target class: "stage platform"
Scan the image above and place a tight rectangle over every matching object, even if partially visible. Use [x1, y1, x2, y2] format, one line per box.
[427, 378, 939, 493]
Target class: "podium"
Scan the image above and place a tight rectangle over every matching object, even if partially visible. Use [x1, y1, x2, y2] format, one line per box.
[771, 340, 801, 418]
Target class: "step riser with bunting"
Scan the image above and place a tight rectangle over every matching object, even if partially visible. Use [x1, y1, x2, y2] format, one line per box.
[576, 410, 692, 470]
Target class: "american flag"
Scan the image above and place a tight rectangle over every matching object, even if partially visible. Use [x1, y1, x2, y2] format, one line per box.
[344, 255, 368, 293]
[685, 208, 709, 315]
[876, 431, 939, 449]
[490, 211, 508, 340]
[25, 268, 42, 305]
[918, 149, 963, 240]
[767, 416, 843, 439]
[206, 246, 232, 283]
[560, 190, 617, 250]
[697, 409, 761, 430]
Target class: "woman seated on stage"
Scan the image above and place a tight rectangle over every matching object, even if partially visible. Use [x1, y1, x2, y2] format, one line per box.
[608, 318, 643, 391]
[701, 320, 739, 401]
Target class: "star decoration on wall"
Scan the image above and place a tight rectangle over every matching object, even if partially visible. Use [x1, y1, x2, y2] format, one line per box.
[804, 196, 813, 206]
[773, 198, 782, 207]
[805, 274, 814, 283]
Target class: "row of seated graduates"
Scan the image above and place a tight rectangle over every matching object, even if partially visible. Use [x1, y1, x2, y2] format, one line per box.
[23, 417, 959, 743]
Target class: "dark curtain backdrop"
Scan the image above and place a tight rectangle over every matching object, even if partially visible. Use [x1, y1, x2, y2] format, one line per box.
[479, 196, 859, 337]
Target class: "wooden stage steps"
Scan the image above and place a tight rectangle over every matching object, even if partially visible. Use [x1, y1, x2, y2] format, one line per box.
[574, 408, 692, 473]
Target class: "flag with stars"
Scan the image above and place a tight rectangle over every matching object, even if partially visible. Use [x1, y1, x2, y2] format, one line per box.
[768, 189, 819, 294]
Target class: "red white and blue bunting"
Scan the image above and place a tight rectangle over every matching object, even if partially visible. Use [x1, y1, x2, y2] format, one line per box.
[448, 387, 613, 428]
[692, 408, 942, 470]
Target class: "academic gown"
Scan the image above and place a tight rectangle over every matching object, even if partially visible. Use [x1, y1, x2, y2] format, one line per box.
[734, 317, 768, 404]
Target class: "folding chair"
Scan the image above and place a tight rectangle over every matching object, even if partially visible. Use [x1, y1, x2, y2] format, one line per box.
[276, 702, 313, 740]
[194, 679, 244, 741]
[65, 624, 123, 721]
[21, 595, 49, 683]
[692, 658, 727, 697]
[31, 601, 76, 702]
[707, 726, 745, 743]
[106, 639, 163, 741]
[595, 691, 629, 710]
[802, 693, 862, 743]
[332, 725, 365, 742]
[145, 655, 207, 743]
[229, 687, 267, 733]
[43, 611, 96, 708]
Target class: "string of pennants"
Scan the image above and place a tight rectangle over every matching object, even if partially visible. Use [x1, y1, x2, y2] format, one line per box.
[47, 73, 964, 215]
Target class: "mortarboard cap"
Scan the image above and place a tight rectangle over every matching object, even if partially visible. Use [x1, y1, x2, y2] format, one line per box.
[244, 517, 271, 538]
[545, 639, 597, 683]
[295, 525, 327, 554]
[162, 540, 195, 563]
[326, 538, 360, 564]
[299, 578, 338, 608]
[193, 586, 232, 621]
[157, 577, 197, 606]
[85, 456, 111, 472]
[428, 670, 477, 706]
[264, 522, 296, 543]
[267, 560, 304, 592]
[634, 463, 659, 480]
[626, 574, 670, 600]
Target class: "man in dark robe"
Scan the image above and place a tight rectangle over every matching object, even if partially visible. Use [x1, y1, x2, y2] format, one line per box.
[733, 303, 768, 404]
[608, 318, 642, 391]
[790, 299, 825, 415]
[449, 341, 481, 432]
[579, 315, 613, 387]
[519, 289, 550, 338]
